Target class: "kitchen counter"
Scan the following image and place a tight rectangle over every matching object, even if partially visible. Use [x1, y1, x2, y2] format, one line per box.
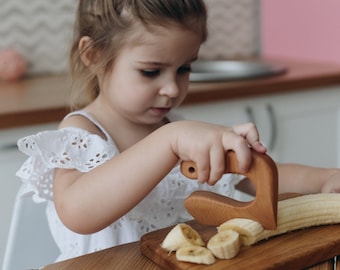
[0, 74, 71, 129]
[183, 58, 340, 105]
[42, 221, 340, 270]
[1, 58, 340, 129]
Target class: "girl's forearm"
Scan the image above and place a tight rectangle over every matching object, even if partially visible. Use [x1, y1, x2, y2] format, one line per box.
[54, 124, 179, 234]
[277, 163, 337, 194]
[54, 120, 264, 234]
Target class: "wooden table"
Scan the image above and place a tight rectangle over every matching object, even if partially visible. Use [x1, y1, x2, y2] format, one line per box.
[43, 226, 340, 270]
[42, 241, 161, 270]
[41, 242, 338, 270]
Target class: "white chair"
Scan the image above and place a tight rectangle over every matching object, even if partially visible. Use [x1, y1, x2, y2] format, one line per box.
[2, 185, 59, 270]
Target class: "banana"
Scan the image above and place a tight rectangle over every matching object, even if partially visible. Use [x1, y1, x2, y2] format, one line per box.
[161, 223, 205, 252]
[219, 193, 340, 246]
[160, 194, 340, 264]
[207, 229, 241, 259]
[176, 246, 216, 265]
[218, 218, 264, 246]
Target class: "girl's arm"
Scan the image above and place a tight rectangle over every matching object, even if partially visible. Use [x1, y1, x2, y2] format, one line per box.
[53, 121, 265, 234]
[236, 163, 340, 196]
[277, 163, 340, 194]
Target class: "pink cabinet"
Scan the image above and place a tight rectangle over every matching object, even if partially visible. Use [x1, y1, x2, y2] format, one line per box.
[261, 0, 340, 65]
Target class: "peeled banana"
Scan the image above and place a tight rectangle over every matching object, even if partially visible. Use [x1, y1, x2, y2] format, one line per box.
[161, 193, 340, 264]
[218, 218, 264, 246]
[161, 223, 205, 252]
[207, 229, 240, 259]
[219, 193, 340, 246]
[176, 246, 216, 265]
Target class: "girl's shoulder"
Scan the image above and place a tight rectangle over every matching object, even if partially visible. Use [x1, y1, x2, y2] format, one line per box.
[17, 126, 118, 172]
[60, 110, 113, 143]
[16, 111, 119, 201]
[17, 110, 119, 174]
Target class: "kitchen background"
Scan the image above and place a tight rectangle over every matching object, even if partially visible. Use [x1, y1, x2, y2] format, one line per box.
[2, 0, 340, 77]
[1, 0, 340, 269]
[261, 0, 340, 65]
[0, 0, 260, 76]
[0, 0, 261, 267]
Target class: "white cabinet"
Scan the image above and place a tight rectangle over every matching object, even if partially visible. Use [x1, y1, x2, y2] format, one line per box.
[258, 87, 340, 168]
[0, 123, 57, 267]
[175, 86, 340, 168]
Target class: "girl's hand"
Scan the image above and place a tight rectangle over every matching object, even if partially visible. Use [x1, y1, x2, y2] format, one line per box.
[321, 170, 340, 193]
[169, 121, 266, 185]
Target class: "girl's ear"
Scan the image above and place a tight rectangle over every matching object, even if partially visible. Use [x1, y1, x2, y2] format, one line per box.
[78, 36, 97, 67]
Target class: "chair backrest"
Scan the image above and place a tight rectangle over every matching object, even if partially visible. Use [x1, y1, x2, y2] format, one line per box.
[2, 185, 59, 270]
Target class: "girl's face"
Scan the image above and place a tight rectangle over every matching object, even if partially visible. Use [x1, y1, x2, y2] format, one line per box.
[97, 23, 202, 126]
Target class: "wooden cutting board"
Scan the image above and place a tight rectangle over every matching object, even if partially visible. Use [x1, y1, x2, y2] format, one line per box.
[140, 220, 340, 269]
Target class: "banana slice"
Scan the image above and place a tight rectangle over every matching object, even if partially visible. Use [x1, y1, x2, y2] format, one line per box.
[161, 223, 205, 252]
[218, 218, 264, 246]
[207, 229, 241, 259]
[176, 246, 216, 265]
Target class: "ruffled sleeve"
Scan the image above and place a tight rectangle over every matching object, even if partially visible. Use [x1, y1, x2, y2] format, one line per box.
[16, 127, 118, 202]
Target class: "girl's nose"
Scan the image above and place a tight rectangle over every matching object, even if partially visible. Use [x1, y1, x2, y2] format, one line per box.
[159, 80, 180, 98]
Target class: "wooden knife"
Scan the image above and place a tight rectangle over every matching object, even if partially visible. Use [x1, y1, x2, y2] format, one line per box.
[180, 150, 278, 230]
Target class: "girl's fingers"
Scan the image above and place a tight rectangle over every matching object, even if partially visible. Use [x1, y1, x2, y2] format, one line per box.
[198, 124, 260, 183]
[195, 156, 210, 184]
[190, 143, 211, 184]
[175, 121, 265, 184]
[226, 134, 253, 173]
[207, 143, 226, 185]
[222, 124, 263, 173]
[232, 122, 267, 152]
[252, 141, 267, 153]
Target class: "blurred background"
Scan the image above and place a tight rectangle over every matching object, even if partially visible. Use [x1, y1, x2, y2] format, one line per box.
[0, 0, 260, 76]
[1, 0, 339, 77]
[1, 0, 340, 269]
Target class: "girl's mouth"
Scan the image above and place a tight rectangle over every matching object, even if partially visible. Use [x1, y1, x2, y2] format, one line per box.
[150, 107, 171, 116]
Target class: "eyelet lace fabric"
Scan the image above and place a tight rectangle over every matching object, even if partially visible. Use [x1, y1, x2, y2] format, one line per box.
[17, 127, 117, 201]
[16, 124, 244, 261]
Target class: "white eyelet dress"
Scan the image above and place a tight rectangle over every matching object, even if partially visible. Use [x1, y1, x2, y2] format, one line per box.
[16, 110, 244, 262]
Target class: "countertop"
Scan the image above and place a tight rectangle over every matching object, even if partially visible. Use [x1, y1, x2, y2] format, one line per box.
[42, 221, 340, 270]
[1, 58, 340, 129]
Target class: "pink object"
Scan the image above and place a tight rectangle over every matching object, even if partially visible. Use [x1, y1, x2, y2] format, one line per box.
[261, 0, 340, 65]
[0, 48, 27, 81]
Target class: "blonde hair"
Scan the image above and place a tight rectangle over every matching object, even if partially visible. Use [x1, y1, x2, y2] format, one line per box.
[69, 0, 208, 110]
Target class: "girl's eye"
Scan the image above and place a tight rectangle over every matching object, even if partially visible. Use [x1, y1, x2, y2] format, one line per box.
[140, 69, 160, 77]
[178, 65, 192, 74]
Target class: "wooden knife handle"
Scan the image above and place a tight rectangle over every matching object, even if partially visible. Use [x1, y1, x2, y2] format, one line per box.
[180, 150, 278, 229]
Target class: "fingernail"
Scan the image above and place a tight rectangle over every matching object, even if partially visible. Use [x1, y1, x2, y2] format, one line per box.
[260, 140, 267, 148]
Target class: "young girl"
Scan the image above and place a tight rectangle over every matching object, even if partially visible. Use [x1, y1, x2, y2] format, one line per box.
[17, 0, 340, 262]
